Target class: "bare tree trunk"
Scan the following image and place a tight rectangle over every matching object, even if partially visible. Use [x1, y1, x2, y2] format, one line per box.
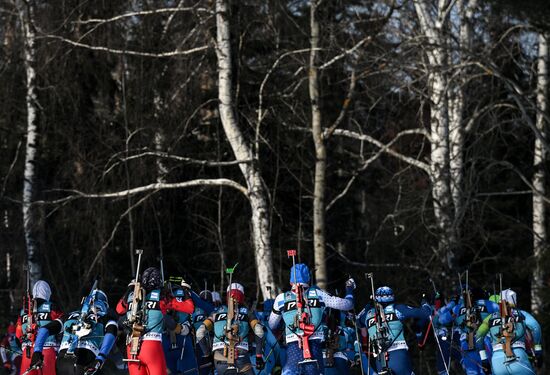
[531, 32, 548, 315]
[309, 0, 327, 289]
[414, 0, 457, 270]
[215, 0, 275, 299]
[17, 0, 41, 285]
[449, 0, 477, 223]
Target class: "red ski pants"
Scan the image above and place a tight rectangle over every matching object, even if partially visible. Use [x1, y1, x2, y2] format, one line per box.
[127, 340, 167, 375]
[20, 347, 56, 375]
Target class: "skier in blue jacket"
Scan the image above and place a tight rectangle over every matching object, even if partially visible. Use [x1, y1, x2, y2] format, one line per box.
[268, 263, 355, 375]
[359, 286, 431, 375]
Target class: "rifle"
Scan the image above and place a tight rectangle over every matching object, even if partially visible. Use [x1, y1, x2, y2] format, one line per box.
[23, 266, 36, 359]
[225, 263, 239, 373]
[498, 274, 516, 361]
[461, 271, 478, 350]
[365, 273, 392, 375]
[287, 249, 316, 365]
[124, 249, 145, 362]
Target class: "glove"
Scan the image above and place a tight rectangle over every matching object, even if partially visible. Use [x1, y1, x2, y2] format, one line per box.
[175, 323, 190, 336]
[255, 355, 265, 370]
[30, 351, 43, 369]
[3, 362, 11, 370]
[181, 279, 191, 289]
[481, 360, 491, 375]
[345, 278, 356, 296]
[535, 351, 543, 368]
[84, 359, 103, 375]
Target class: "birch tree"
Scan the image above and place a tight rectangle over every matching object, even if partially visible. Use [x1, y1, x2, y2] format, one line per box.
[16, 0, 41, 285]
[413, 0, 478, 271]
[414, 0, 458, 270]
[531, 32, 548, 315]
[449, 0, 477, 224]
[309, 0, 327, 289]
[215, 0, 275, 299]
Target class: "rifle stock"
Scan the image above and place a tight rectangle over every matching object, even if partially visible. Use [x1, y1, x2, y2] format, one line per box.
[499, 274, 515, 359]
[225, 264, 239, 369]
[23, 267, 35, 359]
[125, 249, 144, 360]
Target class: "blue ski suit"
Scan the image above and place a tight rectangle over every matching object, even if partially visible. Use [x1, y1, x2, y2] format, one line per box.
[476, 308, 542, 375]
[162, 288, 198, 375]
[359, 302, 431, 375]
[432, 300, 462, 375]
[268, 286, 354, 375]
[438, 298, 499, 375]
[191, 291, 216, 375]
[323, 311, 357, 375]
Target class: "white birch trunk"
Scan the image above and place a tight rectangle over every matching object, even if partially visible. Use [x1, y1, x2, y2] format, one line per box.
[449, 0, 477, 222]
[215, 0, 275, 299]
[414, 1, 457, 269]
[17, 0, 41, 285]
[309, 0, 327, 289]
[531, 33, 548, 315]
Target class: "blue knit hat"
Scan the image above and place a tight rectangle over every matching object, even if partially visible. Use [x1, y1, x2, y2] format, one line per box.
[290, 263, 310, 284]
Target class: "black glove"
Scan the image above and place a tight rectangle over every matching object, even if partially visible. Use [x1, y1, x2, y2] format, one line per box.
[255, 355, 265, 370]
[535, 353, 543, 369]
[481, 360, 491, 375]
[30, 351, 43, 369]
[84, 359, 103, 375]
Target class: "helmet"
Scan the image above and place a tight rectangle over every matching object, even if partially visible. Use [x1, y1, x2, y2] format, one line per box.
[199, 290, 213, 304]
[227, 283, 245, 304]
[501, 289, 517, 307]
[141, 267, 162, 291]
[33, 280, 52, 301]
[375, 286, 394, 303]
[91, 289, 108, 305]
[90, 300, 108, 317]
[82, 289, 109, 317]
[290, 264, 310, 285]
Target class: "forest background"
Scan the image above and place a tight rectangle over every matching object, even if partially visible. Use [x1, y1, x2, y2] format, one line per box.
[0, 0, 550, 370]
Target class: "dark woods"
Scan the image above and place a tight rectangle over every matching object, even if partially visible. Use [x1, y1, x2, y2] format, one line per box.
[0, 0, 548, 362]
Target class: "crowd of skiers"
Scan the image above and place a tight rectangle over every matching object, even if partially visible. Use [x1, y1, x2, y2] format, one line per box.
[0, 250, 544, 375]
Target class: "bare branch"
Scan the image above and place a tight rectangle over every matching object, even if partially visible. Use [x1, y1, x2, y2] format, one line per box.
[256, 48, 312, 156]
[33, 179, 248, 205]
[330, 127, 432, 173]
[326, 174, 357, 212]
[325, 68, 357, 138]
[76, 6, 210, 25]
[102, 151, 252, 177]
[42, 34, 209, 58]
[319, 37, 371, 70]
[0, 141, 22, 198]
[83, 192, 153, 282]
